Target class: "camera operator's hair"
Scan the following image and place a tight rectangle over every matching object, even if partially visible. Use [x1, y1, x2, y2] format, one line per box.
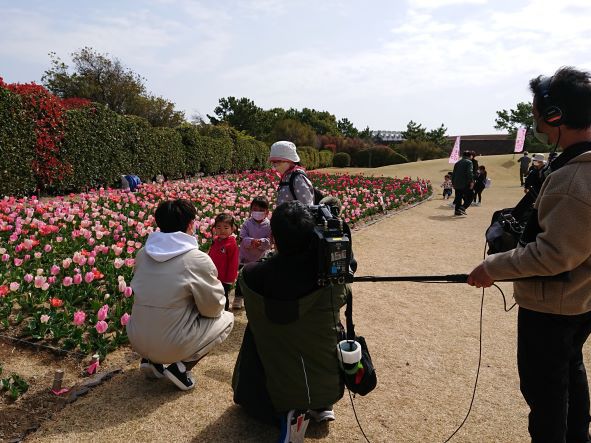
[214, 213, 235, 228]
[155, 199, 197, 233]
[530, 67, 591, 129]
[250, 195, 269, 211]
[271, 201, 315, 255]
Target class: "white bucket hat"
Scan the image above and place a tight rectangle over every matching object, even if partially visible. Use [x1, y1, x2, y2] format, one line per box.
[532, 153, 546, 163]
[269, 141, 300, 163]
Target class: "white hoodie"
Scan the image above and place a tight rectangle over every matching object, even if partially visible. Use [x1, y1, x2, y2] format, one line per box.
[145, 231, 198, 262]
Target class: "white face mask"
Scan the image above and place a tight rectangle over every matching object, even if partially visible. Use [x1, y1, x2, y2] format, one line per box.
[251, 211, 266, 221]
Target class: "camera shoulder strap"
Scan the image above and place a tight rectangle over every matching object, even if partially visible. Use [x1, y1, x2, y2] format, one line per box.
[344, 286, 356, 340]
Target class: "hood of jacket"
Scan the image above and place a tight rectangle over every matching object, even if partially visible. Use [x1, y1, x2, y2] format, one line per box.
[145, 231, 198, 262]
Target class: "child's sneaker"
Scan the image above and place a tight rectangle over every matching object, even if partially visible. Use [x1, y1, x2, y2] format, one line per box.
[164, 361, 195, 391]
[140, 358, 165, 379]
[232, 296, 244, 310]
[278, 409, 309, 443]
[309, 407, 335, 422]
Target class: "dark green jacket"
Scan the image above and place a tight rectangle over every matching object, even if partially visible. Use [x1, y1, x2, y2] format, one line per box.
[233, 274, 348, 413]
[452, 157, 474, 189]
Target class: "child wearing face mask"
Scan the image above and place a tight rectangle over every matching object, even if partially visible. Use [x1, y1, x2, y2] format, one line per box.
[269, 141, 315, 206]
[233, 196, 272, 310]
[208, 213, 239, 311]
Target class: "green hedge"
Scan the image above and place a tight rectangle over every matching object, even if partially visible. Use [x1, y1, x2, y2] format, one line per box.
[353, 146, 408, 167]
[0, 93, 271, 195]
[318, 150, 334, 168]
[333, 152, 351, 168]
[297, 146, 320, 170]
[0, 88, 36, 196]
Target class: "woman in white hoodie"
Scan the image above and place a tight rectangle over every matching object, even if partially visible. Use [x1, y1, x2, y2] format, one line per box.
[126, 199, 234, 391]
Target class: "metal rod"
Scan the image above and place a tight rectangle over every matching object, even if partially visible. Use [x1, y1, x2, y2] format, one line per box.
[352, 272, 570, 283]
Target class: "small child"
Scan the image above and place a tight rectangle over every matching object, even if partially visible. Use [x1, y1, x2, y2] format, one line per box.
[208, 213, 239, 311]
[441, 174, 453, 199]
[233, 196, 272, 310]
[473, 165, 487, 206]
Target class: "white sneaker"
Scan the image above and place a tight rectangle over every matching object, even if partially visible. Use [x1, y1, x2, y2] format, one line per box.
[278, 410, 309, 443]
[309, 408, 335, 422]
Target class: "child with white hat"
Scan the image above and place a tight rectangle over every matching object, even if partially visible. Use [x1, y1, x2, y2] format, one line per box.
[269, 141, 314, 206]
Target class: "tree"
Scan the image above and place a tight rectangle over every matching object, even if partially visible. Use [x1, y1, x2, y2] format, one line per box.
[401, 120, 428, 142]
[337, 117, 359, 138]
[207, 96, 273, 140]
[494, 102, 534, 135]
[42, 47, 185, 127]
[285, 107, 339, 136]
[270, 119, 316, 147]
[494, 101, 551, 151]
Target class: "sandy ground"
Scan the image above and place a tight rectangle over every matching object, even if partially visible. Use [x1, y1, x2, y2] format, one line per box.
[22, 154, 590, 443]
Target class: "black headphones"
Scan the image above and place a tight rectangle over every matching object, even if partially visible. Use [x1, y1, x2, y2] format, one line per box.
[538, 76, 563, 127]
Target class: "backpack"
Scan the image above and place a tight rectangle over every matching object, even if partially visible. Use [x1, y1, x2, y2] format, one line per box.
[279, 169, 324, 205]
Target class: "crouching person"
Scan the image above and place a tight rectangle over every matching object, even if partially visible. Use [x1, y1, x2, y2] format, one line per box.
[232, 201, 348, 442]
[127, 199, 234, 391]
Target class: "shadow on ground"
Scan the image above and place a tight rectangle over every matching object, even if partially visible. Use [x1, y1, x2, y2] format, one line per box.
[193, 405, 330, 442]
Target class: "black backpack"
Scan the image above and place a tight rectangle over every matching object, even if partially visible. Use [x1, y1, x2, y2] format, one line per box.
[279, 169, 324, 205]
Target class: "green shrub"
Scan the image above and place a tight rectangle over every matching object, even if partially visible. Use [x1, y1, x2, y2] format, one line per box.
[177, 124, 202, 175]
[333, 152, 351, 168]
[199, 125, 233, 172]
[396, 140, 445, 162]
[318, 150, 334, 168]
[297, 146, 320, 170]
[0, 88, 36, 196]
[233, 135, 258, 171]
[152, 127, 185, 179]
[253, 141, 270, 169]
[353, 146, 407, 167]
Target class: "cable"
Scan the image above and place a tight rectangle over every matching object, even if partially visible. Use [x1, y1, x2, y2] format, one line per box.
[330, 285, 371, 443]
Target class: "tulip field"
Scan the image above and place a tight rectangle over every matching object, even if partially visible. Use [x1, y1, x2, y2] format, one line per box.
[0, 171, 431, 357]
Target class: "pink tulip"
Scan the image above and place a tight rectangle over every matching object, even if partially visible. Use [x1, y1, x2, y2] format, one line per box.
[73, 311, 86, 326]
[84, 272, 95, 283]
[48, 276, 56, 284]
[118, 280, 127, 293]
[34, 252, 42, 259]
[97, 304, 109, 321]
[87, 256, 95, 266]
[34, 276, 46, 288]
[40, 314, 50, 324]
[24, 273, 34, 283]
[124, 286, 133, 298]
[9, 282, 20, 292]
[113, 258, 124, 269]
[50, 264, 60, 275]
[14, 258, 23, 267]
[62, 258, 72, 269]
[44, 244, 52, 252]
[62, 276, 73, 287]
[73, 274, 82, 285]
[1, 254, 9, 262]
[41, 282, 50, 291]
[95, 320, 108, 334]
[120, 313, 130, 326]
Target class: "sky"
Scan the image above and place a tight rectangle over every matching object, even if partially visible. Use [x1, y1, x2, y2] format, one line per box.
[1, 0, 590, 135]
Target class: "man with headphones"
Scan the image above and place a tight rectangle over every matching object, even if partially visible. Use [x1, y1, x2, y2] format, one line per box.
[468, 67, 591, 443]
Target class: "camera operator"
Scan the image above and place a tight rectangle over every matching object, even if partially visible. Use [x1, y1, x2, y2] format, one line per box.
[468, 67, 591, 443]
[232, 201, 349, 443]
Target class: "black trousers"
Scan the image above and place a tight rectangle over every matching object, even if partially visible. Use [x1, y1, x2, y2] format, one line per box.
[453, 188, 473, 212]
[518, 307, 591, 443]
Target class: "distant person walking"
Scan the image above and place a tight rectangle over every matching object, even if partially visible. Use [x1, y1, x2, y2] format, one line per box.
[473, 165, 487, 205]
[517, 151, 531, 186]
[451, 151, 474, 216]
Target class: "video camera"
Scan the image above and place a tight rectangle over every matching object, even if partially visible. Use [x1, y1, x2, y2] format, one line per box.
[309, 204, 354, 286]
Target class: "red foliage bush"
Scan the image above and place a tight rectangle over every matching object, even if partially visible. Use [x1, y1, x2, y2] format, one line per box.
[61, 97, 92, 110]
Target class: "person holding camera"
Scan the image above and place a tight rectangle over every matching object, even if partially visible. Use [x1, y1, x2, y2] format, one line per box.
[127, 199, 234, 391]
[468, 67, 591, 443]
[232, 201, 349, 442]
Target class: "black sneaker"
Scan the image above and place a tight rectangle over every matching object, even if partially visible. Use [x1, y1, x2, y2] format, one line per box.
[278, 409, 310, 443]
[140, 358, 165, 379]
[164, 361, 195, 391]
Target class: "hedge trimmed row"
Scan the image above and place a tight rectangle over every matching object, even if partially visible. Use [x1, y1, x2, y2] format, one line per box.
[0, 86, 270, 195]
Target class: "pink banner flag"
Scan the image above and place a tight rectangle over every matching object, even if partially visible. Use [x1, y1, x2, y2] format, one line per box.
[448, 136, 461, 164]
[514, 127, 526, 153]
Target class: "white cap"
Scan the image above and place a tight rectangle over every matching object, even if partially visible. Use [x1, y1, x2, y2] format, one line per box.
[269, 141, 300, 163]
[532, 153, 546, 162]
